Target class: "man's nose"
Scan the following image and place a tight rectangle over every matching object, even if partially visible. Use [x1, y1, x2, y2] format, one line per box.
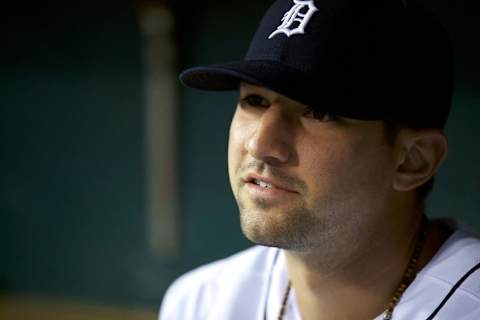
[245, 107, 293, 166]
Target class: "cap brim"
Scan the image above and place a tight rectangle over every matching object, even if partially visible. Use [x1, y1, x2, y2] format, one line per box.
[179, 60, 354, 115]
[179, 60, 387, 120]
[179, 60, 312, 92]
[180, 60, 445, 124]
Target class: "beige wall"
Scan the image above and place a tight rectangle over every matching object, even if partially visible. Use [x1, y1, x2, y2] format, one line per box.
[0, 295, 157, 320]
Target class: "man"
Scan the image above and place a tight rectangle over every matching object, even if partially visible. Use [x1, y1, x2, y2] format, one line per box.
[160, 0, 480, 319]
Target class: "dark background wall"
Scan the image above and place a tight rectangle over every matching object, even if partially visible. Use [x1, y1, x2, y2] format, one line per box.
[1, 0, 479, 313]
[1, 0, 169, 308]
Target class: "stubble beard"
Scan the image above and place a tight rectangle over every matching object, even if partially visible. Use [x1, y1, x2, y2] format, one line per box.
[237, 190, 369, 274]
[237, 191, 335, 252]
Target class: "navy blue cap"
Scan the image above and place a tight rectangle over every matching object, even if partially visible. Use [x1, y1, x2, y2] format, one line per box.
[180, 0, 453, 128]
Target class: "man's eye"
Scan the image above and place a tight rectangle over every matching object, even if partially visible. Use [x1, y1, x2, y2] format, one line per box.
[239, 94, 269, 108]
[303, 108, 338, 122]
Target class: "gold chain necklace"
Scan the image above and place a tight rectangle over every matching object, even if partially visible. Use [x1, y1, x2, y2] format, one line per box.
[277, 216, 427, 320]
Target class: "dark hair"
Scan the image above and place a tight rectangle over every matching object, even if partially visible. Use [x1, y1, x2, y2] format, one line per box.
[383, 120, 435, 203]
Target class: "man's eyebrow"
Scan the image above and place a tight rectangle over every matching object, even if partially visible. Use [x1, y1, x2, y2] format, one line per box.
[239, 87, 269, 99]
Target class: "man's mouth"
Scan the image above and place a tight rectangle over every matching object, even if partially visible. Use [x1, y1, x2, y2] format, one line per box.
[242, 174, 298, 194]
[252, 179, 273, 189]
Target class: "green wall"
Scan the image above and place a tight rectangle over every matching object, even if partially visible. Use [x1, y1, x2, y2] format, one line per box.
[1, 0, 479, 310]
[1, 0, 164, 306]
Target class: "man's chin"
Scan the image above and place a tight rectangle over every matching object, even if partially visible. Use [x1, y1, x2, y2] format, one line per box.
[237, 199, 322, 249]
[239, 217, 312, 251]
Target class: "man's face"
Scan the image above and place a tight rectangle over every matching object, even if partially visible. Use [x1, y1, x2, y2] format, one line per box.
[228, 82, 398, 253]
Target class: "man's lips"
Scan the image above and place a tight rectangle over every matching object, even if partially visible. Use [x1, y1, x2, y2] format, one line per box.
[241, 173, 298, 194]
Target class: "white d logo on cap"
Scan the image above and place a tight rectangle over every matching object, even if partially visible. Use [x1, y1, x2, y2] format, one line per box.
[268, 0, 319, 39]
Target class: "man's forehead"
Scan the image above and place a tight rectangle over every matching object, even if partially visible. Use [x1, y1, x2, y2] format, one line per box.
[239, 82, 305, 106]
[239, 82, 275, 94]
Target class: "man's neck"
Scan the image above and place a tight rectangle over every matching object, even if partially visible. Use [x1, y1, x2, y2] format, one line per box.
[283, 214, 451, 320]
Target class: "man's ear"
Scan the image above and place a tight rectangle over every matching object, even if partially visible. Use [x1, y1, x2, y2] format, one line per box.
[393, 129, 448, 192]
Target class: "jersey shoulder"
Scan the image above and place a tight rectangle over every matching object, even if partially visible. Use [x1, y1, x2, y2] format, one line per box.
[159, 245, 277, 320]
[403, 227, 480, 319]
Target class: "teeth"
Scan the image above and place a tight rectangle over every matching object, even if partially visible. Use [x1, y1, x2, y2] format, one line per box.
[254, 179, 272, 188]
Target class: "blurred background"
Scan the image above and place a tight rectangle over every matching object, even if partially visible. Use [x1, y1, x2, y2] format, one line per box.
[1, 0, 479, 319]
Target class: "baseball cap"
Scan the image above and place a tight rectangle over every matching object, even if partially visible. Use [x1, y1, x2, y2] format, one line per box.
[179, 0, 454, 128]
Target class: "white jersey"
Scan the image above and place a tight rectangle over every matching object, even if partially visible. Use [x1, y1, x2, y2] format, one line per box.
[159, 227, 480, 320]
